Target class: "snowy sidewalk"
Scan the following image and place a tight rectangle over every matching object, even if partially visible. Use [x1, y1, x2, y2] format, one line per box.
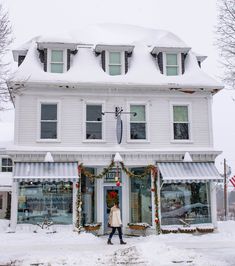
[0, 221, 234, 266]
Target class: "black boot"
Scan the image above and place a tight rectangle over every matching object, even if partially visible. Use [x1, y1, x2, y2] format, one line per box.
[120, 240, 126, 245]
[107, 239, 113, 245]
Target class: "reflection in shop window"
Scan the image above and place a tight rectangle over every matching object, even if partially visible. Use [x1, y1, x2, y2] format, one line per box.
[81, 168, 96, 225]
[18, 181, 73, 224]
[130, 168, 152, 225]
[160, 182, 211, 225]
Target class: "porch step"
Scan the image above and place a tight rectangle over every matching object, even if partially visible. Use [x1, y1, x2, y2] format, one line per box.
[97, 246, 150, 265]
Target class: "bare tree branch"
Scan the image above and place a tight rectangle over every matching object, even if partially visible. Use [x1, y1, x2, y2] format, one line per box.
[216, 0, 235, 88]
[0, 4, 13, 110]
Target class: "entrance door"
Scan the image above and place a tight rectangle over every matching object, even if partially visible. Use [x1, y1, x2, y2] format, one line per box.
[104, 186, 122, 233]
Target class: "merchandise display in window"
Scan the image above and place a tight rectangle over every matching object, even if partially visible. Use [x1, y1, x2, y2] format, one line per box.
[17, 182, 73, 224]
[160, 182, 211, 225]
[81, 168, 96, 225]
[130, 168, 152, 225]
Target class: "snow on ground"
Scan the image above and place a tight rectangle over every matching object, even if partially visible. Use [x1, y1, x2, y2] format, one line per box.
[0, 220, 235, 266]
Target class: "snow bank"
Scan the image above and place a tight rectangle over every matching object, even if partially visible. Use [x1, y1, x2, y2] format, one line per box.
[11, 24, 223, 89]
[0, 220, 234, 265]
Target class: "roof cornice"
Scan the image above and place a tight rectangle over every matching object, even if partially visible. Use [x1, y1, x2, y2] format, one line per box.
[95, 44, 134, 53]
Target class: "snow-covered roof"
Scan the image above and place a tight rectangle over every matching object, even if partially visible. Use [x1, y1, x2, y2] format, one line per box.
[11, 24, 223, 90]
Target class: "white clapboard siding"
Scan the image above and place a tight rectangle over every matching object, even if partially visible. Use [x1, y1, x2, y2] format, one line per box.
[16, 89, 211, 148]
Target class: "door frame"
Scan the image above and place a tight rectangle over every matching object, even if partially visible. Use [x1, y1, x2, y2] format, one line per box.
[103, 185, 122, 234]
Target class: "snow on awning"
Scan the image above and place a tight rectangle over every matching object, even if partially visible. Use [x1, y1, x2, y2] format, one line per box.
[158, 162, 222, 183]
[13, 162, 78, 182]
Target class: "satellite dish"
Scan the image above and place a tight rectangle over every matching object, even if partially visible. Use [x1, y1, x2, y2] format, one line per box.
[116, 115, 123, 144]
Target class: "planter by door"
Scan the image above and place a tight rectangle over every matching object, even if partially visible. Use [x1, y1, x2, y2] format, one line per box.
[104, 186, 122, 234]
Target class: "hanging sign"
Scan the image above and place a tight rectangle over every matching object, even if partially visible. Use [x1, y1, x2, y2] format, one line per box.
[116, 115, 123, 144]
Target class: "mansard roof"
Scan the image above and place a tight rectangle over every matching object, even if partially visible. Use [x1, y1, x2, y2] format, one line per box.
[11, 24, 223, 91]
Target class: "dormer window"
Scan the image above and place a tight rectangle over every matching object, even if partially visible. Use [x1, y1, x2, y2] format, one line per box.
[49, 50, 65, 73]
[95, 44, 134, 76]
[151, 46, 191, 76]
[37, 42, 78, 73]
[164, 53, 181, 76]
[107, 51, 124, 75]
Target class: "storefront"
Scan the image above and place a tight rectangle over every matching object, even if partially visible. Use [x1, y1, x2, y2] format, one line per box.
[157, 162, 222, 228]
[9, 159, 222, 233]
[11, 162, 78, 228]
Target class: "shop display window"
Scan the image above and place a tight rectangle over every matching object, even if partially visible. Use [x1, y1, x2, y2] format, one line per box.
[130, 168, 152, 225]
[18, 181, 73, 224]
[81, 168, 96, 225]
[160, 182, 211, 225]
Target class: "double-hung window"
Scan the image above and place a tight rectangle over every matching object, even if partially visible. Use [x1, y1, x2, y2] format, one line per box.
[86, 105, 102, 140]
[108, 52, 122, 75]
[1, 158, 13, 172]
[50, 50, 64, 73]
[130, 105, 146, 140]
[173, 105, 190, 140]
[40, 104, 58, 139]
[165, 53, 179, 76]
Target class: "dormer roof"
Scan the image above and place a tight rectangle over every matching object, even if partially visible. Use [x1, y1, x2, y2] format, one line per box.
[37, 42, 78, 51]
[95, 44, 134, 53]
[151, 46, 191, 54]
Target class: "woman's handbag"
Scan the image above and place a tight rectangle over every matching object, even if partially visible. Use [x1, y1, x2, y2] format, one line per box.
[107, 222, 111, 228]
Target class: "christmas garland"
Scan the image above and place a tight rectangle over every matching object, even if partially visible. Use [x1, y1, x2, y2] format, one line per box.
[77, 160, 161, 234]
[79, 161, 156, 180]
[79, 160, 115, 181]
[75, 180, 82, 233]
[152, 169, 161, 234]
[120, 162, 155, 179]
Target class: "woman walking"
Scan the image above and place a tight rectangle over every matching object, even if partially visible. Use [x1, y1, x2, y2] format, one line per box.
[107, 202, 126, 245]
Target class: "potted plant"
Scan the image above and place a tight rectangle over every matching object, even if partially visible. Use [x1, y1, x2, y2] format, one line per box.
[84, 222, 102, 232]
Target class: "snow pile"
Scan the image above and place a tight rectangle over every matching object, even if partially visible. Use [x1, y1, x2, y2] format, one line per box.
[137, 235, 227, 266]
[0, 219, 10, 232]
[11, 24, 223, 89]
[0, 220, 235, 265]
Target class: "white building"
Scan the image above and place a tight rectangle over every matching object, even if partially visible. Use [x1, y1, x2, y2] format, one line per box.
[1, 24, 223, 233]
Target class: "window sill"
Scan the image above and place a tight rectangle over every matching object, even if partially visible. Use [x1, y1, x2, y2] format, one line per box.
[126, 140, 150, 143]
[36, 139, 61, 143]
[170, 140, 193, 144]
[82, 140, 106, 143]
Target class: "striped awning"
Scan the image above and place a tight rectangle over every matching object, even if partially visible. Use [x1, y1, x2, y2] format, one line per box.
[158, 162, 222, 183]
[13, 162, 78, 182]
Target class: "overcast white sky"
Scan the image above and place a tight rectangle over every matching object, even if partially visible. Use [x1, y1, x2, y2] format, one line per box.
[0, 0, 235, 174]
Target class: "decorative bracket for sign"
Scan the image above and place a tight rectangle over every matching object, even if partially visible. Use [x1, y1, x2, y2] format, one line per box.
[102, 106, 136, 144]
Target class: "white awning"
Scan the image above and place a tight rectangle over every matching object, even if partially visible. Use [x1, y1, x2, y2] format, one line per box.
[13, 162, 78, 182]
[158, 162, 222, 183]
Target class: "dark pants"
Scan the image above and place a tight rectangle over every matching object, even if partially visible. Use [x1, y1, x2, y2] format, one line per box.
[108, 227, 123, 240]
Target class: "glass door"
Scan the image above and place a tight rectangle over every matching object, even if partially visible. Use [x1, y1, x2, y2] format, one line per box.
[103, 186, 122, 234]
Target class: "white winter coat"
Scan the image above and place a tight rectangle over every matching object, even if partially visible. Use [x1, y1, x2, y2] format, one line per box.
[108, 206, 122, 227]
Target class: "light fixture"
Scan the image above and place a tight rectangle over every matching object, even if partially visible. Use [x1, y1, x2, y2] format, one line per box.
[183, 152, 193, 162]
[114, 152, 123, 163]
[44, 152, 54, 163]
